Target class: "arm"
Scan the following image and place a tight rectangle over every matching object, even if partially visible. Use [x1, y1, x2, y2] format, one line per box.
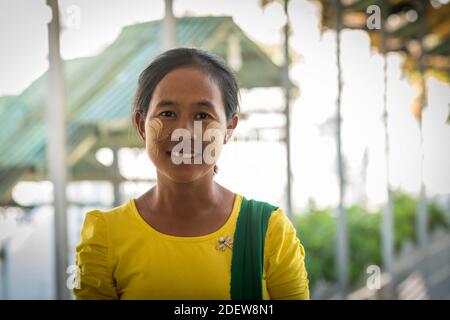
[73, 211, 118, 300]
[264, 209, 310, 300]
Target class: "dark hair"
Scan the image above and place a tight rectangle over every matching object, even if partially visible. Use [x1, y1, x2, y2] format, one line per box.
[132, 47, 241, 174]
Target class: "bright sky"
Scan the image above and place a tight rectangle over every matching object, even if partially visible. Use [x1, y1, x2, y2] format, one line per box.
[1, 0, 450, 212]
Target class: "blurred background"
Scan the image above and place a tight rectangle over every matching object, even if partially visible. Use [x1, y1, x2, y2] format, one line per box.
[0, 0, 449, 300]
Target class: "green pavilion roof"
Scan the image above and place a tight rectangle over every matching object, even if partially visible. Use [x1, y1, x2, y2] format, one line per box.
[0, 16, 287, 205]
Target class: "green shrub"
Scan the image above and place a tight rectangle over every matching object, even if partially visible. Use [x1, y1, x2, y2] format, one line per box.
[295, 191, 449, 291]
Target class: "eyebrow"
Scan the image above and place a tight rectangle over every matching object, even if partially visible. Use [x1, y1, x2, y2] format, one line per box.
[155, 99, 217, 109]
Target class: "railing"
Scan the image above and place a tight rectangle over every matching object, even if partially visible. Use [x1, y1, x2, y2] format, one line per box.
[348, 231, 450, 300]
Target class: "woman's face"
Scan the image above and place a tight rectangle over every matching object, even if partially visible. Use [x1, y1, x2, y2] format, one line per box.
[136, 67, 238, 183]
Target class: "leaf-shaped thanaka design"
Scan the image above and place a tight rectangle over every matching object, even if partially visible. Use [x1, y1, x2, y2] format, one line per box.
[147, 118, 163, 157]
[203, 121, 226, 164]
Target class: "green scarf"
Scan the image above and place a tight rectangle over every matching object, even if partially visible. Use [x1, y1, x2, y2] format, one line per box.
[230, 196, 279, 300]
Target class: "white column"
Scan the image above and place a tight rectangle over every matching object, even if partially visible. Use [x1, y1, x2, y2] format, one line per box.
[380, 3, 395, 296]
[283, 0, 293, 221]
[46, 0, 70, 300]
[335, 0, 348, 299]
[162, 0, 176, 51]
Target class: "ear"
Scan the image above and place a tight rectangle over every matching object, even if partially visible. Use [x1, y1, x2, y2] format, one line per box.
[224, 113, 239, 144]
[134, 112, 146, 142]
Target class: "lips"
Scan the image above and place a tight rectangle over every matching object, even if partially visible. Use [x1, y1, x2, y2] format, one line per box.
[166, 151, 201, 159]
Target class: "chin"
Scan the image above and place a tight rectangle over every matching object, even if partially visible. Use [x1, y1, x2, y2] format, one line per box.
[158, 163, 214, 184]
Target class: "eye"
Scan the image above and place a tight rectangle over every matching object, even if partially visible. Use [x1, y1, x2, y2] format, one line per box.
[195, 112, 211, 120]
[159, 110, 175, 118]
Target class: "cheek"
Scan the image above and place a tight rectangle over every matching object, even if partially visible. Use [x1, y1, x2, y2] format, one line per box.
[203, 120, 226, 162]
[145, 119, 163, 157]
[205, 120, 226, 139]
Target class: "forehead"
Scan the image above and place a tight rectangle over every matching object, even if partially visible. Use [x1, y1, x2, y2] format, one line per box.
[152, 67, 222, 103]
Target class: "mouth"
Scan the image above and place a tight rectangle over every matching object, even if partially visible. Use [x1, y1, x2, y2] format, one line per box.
[167, 151, 201, 159]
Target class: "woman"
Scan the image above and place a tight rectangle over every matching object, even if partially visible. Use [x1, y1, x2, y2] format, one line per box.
[74, 48, 309, 300]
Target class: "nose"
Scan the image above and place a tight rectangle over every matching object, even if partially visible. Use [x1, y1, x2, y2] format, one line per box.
[177, 116, 201, 140]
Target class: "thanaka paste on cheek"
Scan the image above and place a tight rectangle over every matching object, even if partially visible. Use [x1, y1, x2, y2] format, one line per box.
[203, 120, 227, 163]
[146, 118, 163, 157]
[205, 120, 226, 140]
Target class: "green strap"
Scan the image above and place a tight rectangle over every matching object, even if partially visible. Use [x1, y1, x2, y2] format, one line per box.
[230, 196, 278, 300]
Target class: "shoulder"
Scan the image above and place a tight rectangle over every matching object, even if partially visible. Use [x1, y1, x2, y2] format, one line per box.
[263, 207, 303, 257]
[240, 196, 279, 213]
[80, 200, 136, 240]
[83, 200, 135, 224]
[239, 196, 295, 238]
[265, 207, 297, 240]
[241, 196, 286, 224]
[267, 208, 293, 230]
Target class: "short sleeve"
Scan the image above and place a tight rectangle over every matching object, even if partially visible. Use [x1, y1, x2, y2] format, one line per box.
[264, 208, 310, 300]
[74, 211, 118, 300]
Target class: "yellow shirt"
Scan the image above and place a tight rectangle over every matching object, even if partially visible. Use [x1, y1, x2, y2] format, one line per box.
[74, 193, 309, 300]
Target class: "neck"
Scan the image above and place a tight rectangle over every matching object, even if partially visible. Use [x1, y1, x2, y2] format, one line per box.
[151, 170, 223, 219]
